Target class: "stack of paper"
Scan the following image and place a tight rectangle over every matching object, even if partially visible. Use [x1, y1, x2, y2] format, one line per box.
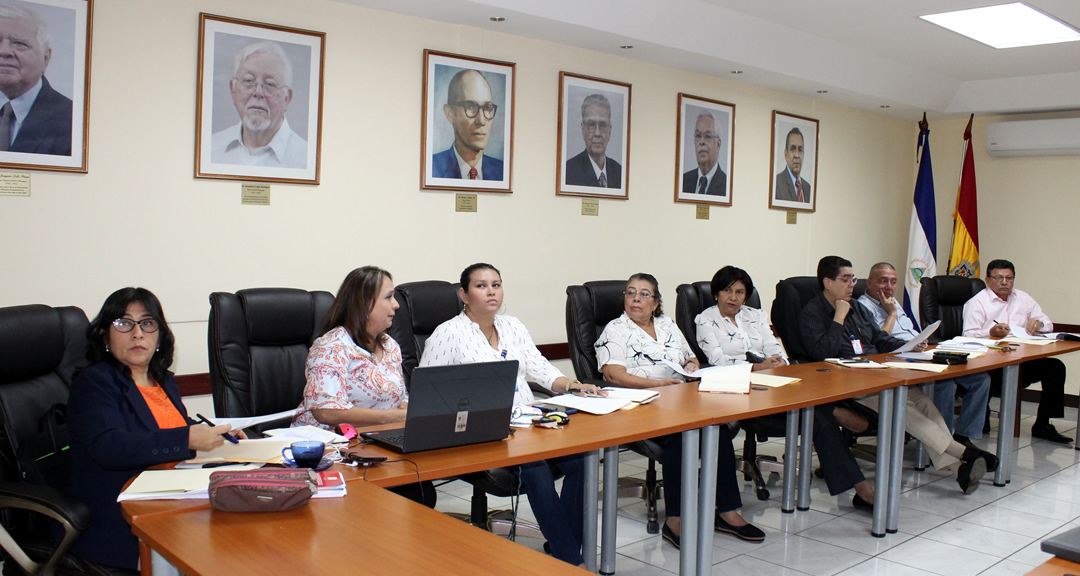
[601, 387, 660, 404]
[699, 363, 752, 394]
[749, 373, 800, 387]
[313, 470, 347, 499]
[825, 358, 885, 369]
[118, 466, 259, 501]
[882, 362, 950, 373]
[191, 438, 296, 464]
[541, 394, 631, 415]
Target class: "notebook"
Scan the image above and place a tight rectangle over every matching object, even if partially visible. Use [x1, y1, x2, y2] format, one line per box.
[1040, 525, 1080, 563]
[362, 360, 519, 453]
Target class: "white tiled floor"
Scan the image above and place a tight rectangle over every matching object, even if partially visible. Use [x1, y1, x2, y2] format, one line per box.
[432, 401, 1080, 575]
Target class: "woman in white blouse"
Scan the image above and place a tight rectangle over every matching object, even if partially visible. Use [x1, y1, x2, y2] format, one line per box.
[596, 273, 764, 548]
[421, 263, 601, 567]
[695, 266, 787, 370]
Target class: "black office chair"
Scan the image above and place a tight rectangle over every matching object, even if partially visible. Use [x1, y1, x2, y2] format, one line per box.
[673, 281, 776, 501]
[565, 280, 667, 533]
[770, 276, 879, 461]
[389, 280, 548, 538]
[0, 304, 133, 576]
[207, 288, 334, 434]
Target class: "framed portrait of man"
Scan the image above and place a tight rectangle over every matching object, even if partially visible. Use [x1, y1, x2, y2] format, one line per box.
[421, 50, 514, 193]
[556, 72, 630, 200]
[195, 14, 324, 185]
[769, 111, 818, 213]
[675, 94, 734, 206]
[0, 0, 92, 173]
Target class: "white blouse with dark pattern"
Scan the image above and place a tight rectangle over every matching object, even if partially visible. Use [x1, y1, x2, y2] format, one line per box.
[595, 313, 692, 380]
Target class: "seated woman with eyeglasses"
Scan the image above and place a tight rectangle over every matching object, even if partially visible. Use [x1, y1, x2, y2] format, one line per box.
[595, 273, 765, 548]
[67, 288, 241, 570]
[420, 263, 603, 568]
[292, 266, 435, 507]
[695, 266, 788, 370]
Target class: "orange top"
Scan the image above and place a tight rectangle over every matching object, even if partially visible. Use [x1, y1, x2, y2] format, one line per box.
[138, 386, 187, 429]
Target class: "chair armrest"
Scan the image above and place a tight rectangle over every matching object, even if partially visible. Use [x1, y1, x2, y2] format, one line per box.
[0, 483, 90, 531]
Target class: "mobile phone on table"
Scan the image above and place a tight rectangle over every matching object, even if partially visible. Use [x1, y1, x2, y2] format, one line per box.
[535, 403, 578, 414]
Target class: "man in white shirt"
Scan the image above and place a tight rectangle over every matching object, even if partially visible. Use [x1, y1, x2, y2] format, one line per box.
[210, 40, 307, 168]
[857, 262, 990, 445]
[963, 259, 1069, 444]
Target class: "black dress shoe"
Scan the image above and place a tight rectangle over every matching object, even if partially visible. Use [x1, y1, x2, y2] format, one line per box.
[962, 445, 999, 473]
[953, 433, 973, 447]
[1032, 423, 1073, 444]
[852, 494, 874, 511]
[661, 523, 680, 549]
[957, 457, 986, 494]
[714, 514, 765, 543]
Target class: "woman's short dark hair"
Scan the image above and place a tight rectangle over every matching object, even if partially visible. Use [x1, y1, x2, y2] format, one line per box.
[710, 266, 754, 301]
[459, 262, 501, 289]
[86, 287, 175, 385]
[323, 266, 393, 353]
[626, 273, 663, 317]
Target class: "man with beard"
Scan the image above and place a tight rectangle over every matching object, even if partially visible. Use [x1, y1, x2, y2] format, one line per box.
[211, 40, 307, 168]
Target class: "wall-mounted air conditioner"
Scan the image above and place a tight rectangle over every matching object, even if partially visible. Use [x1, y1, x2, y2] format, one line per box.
[985, 118, 1080, 157]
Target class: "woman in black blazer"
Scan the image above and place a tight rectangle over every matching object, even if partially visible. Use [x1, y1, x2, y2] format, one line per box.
[66, 288, 238, 570]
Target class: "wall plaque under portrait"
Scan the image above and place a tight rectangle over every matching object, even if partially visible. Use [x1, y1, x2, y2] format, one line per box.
[556, 72, 630, 200]
[769, 111, 818, 213]
[195, 14, 324, 185]
[675, 94, 734, 207]
[421, 50, 514, 193]
[0, 0, 92, 174]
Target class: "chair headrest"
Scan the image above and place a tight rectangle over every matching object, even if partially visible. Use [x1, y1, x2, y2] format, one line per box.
[934, 276, 986, 305]
[238, 289, 320, 345]
[0, 305, 69, 384]
[397, 281, 462, 336]
[583, 280, 627, 329]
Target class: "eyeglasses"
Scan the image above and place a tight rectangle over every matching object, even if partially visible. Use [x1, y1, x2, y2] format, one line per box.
[450, 100, 497, 120]
[989, 275, 1015, 283]
[583, 120, 611, 133]
[624, 290, 656, 300]
[235, 77, 285, 95]
[694, 131, 718, 141]
[112, 318, 159, 333]
[834, 274, 857, 285]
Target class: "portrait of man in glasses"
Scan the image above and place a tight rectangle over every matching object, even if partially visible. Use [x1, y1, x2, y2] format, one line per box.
[681, 110, 727, 198]
[210, 39, 307, 168]
[431, 68, 503, 181]
[564, 93, 622, 188]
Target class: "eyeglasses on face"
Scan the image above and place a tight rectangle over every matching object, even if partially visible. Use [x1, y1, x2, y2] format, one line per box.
[112, 318, 159, 333]
[583, 120, 611, 133]
[833, 274, 856, 285]
[236, 77, 285, 95]
[624, 290, 655, 300]
[451, 100, 497, 120]
[694, 131, 718, 142]
[989, 275, 1015, 283]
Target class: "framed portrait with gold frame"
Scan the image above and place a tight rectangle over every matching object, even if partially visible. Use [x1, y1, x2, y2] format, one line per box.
[0, 0, 93, 173]
[674, 93, 734, 206]
[769, 111, 818, 213]
[421, 50, 514, 193]
[195, 14, 325, 185]
[556, 72, 630, 200]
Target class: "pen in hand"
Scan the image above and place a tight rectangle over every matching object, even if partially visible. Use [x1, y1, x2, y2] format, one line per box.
[195, 413, 240, 444]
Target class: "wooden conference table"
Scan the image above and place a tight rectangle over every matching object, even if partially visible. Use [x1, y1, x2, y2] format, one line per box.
[125, 338, 1079, 575]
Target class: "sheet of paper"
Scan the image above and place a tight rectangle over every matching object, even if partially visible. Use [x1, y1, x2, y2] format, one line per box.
[542, 394, 632, 415]
[749, 373, 800, 387]
[215, 408, 299, 431]
[659, 360, 723, 378]
[825, 358, 886, 368]
[936, 340, 990, 353]
[190, 438, 295, 464]
[948, 337, 997, 346]
[895, 351, 933, 361]
[699, 363, 752, 394]
[883, 362, 950, 373]
[119, 467, 253, 501]
[893, 320, 941, 353]
[601, 387, 660, 403]
[1001, 337, 1056, 346]
[263, 425, 348, 444]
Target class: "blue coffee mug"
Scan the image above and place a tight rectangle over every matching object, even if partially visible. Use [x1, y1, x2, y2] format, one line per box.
[282, 441, 325, 468]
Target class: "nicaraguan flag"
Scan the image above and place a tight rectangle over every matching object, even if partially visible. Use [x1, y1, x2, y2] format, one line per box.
[903, 114, 937, 329]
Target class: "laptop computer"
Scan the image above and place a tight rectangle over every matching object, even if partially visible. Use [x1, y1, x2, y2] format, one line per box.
[362, 360, 519, 453]
[1041, 525, 1080, 563]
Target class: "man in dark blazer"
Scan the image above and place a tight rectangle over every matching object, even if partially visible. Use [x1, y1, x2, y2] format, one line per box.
[432, 69, 503, 181]
[0, 5, 72, 156]
[565, 93, 621, 188]
[681, 111, 727, 196]
[774, 127, 810, 203]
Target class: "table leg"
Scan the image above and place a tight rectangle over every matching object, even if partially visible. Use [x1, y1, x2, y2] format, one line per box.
[887, 385, 908, 534]
[797, 406, 814, 511]
[872, 388, 893, 538]
[584, 449, 599, 573]
[697, 425, 719, 575]
[995, 364, 1019, 486]
[600, 445, 619, 575]
[151, 550, 180, 576]
[680, 428, 700, 576]
[782, 409, 799, 513]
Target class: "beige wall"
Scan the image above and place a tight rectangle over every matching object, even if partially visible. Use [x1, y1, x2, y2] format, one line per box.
[929, 113, 1080, 395]
[2, 0, 917, 376]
